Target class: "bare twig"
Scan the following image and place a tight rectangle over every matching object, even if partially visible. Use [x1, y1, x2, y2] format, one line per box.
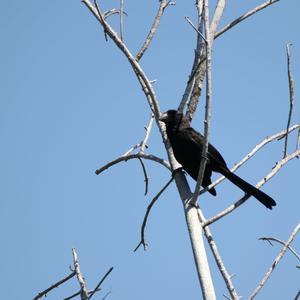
[204, 150, 300, 226]
[94, 0, 108, 41]
[64, 289, 101, 300]
[185, 0, 226, 122]
[134, 176, 174, 251]
[200, 123, 300, 196]
[139, 113, 155, 153]
[185, 16, 207, 42]
[103, 8, 128, 20]
[197, 209, 240, 300]
[136, 0, 172, 61]
[283, 43, 295, 157]
[249, 223, 300, 300]
[259, 237, 300, 266]
[120, 0, 124, 41]
[295, 290, 300, 300]
[72, 248, 89, 300]
[190, 0, 212, 206]
[101, 290, 112, 300]
[89, 267, 114, 300]
[82, 0, 161, 119]
[33, 272, 76, 300]
[122, 114, 154, 156]
[95, 152, 170, 175]
[297, 129, 300, 153]
[137, 157, 149, 195]
[122, 143, 141, 156]
[178, 0, 204, 114]
[215, 0, 280, 39]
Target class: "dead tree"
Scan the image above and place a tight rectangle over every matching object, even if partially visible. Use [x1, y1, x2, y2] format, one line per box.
[78, 1, 300, 299]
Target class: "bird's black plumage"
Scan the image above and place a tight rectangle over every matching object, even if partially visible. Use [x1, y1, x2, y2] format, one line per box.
[160, 110, 276, 209]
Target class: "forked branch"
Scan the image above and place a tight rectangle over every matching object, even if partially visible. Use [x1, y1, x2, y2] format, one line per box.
[249, 223, 300, 300]
[204, 150, 300, 226]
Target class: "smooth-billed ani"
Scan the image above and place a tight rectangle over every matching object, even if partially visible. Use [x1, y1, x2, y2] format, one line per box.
[159, 109, 276, 209]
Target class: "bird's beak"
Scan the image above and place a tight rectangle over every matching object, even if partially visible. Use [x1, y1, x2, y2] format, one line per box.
[159, 112, 168, 122]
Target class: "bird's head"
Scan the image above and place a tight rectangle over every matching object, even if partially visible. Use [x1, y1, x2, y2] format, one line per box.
[159, 110, 182, 126]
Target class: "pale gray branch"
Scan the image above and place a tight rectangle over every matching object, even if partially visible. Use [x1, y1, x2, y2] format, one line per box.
[185, 0, 226, 122]
[210, 0, 226, 35]
[95, 152, 170, 175]
[72, 248, 89, 300]
[191, 0, 213, 206]
[178, 0, 204, 114]
[200, 123, 300, 196]
[103, 8, 127, 20]
[119, 0, 124, 41]
[82, 0, 161, 119]
[297, 129, 300, 152]
[197, 209, 240, 300]
[248, 222, 300, 300]
[259, 237, 300, 265]
[284, 43, 295, 157]
[140, 113, 155, 152]
[215, 0, 280, 39]
[136, 0, 172, 61]
[185, 16, 207, 42]
[204, 150, 300, 226]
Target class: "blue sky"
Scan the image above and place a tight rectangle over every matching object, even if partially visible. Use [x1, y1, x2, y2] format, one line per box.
[1, 1, 299, 299]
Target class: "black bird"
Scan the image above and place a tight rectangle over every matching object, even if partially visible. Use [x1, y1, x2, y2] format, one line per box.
[159, 109, 276, 209]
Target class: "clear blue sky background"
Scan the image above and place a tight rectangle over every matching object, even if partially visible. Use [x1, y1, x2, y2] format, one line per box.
[1, 1, 299, 299]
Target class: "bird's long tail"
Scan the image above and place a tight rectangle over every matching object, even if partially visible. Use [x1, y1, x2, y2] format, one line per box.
[218, 167, 276, 209]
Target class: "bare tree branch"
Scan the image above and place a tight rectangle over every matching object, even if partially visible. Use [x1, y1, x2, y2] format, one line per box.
[185, 0, 226, 122]
[283, 43, 295, 157]
[82, 8, 217, 292]
[294, 290, 300, 300]
[259, 237, 300, 266]
[137, 157, 149, 195]
[178, 0, 204, 114]
[103, 8, 128, 20]
[197, 209, 240, 300]
[184, 16, 207, 42]
[72, 248, 89, 300]
[297, 129, 300, 153]
[89, 267, 114, 300]
[210, 0, 226, 35]
[95, 152, 170, 175]
[122, 114, 154, 156]
[33, 272, 76, 300]
[190, 0, 213, 206]
[215, 0, 280, 39]
[200, 123, 300, 196]
[139, 113, 155, 153]
[136, 0, 173, 61]
[204, 150, 300, 226]
[119, 0, 124, 41]
[82, 0, 161, 119]
[64, 289, 101, 300]
[248, 222, 300, 300]
[134, 176, 174, 251]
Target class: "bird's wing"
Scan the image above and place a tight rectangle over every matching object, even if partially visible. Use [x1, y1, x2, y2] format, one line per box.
[183, 127, 228, 168]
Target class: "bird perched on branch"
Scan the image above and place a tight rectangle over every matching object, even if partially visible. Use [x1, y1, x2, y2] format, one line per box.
[159, 109, 276, 209]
